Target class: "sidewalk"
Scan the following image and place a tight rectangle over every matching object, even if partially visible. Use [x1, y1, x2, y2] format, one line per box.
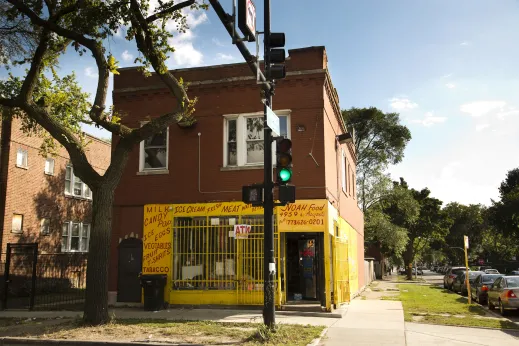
[319, 300, 405, 345]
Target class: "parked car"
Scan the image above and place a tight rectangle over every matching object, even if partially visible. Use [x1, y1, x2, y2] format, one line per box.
[471, 273, 503, 305]
[508, 270, 519, 275]
[452, 271, 483, 295]
[484, 269, 500, 274]
[444, 267, 467, 290]
[488, 276, 519, 316]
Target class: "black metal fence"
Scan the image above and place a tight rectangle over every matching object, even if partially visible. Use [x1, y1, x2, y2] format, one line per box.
[1, 251, 87, 311]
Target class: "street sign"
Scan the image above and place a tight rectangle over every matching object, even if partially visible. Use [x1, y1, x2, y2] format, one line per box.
[238, 0, 256, 42]
[266, 105, 280, 136]
[234, 224, 251, 239]
[478, 259, 484, 265]
[464, 235, 469, 249]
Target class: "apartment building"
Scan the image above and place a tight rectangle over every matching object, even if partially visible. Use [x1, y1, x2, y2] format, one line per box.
[110, 46, 364, 312]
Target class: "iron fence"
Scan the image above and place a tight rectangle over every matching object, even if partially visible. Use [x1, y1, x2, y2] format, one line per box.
[1, 252, 87, 311]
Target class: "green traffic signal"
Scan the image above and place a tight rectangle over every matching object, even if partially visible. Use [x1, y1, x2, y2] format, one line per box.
[278, 168, 292, 182]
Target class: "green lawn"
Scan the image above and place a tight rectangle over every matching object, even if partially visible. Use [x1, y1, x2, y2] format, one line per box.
[398, 284, 519, 330]
[0, 318, 325, 346]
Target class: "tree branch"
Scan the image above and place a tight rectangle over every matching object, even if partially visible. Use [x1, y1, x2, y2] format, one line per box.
[18, 29, 50, 102]
[0, 97, 19, 108]
[146, 0, 195, 22]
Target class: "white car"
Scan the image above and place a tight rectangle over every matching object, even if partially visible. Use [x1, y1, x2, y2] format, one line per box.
[485, 269, 500, 274]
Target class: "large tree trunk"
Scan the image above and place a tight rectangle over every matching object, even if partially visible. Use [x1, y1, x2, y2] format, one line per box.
[402, 241, 414, 281]
[83, 184, 115, 325]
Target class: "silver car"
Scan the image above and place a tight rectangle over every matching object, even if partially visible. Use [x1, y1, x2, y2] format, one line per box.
[487, 276, 519, 316]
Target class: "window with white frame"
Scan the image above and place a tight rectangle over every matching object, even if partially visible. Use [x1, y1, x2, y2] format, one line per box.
[139, 127, 169, 171]
[12, 214, 23, 233]
[224, 112, 289, 167]
[341, 149, 347, 194]
[44, 158, 55, 175]
[16, 149, 28, 168]
[65, 165, 92, 199]
[41, 218, 50, 235]
[61, 222, 90, 252]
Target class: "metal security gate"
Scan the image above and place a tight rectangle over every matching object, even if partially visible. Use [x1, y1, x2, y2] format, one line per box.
[1, 243, 38, 310]
[172, 215, 279, 305]
[236, 215, 279, 305]
[334, 227, 350, 305]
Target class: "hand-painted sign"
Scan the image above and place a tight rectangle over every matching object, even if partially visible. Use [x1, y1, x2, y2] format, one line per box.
[234, 224, 251, 239]
[277, 200, 327, 232]
[143, 205, 173, 275]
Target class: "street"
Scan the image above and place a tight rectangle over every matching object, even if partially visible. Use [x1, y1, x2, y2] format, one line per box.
[421, 270, 519, 323]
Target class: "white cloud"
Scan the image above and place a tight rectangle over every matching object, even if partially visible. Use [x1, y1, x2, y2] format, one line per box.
[84, 67, 98, 79]
[445, 83, 455, 89]
[121, 50, 134, 62]
[441, 73, 452, 79]
[460, 101, 506, 117]
[212, 38, 225, 47]
[217, 53, 234, 61]
[460, 41, 470, 46]
[475, 124, 490, 132]
[389, 97, 418, 111]
[496, 108, 519, 120]
[410, 111, 447, 127]
[167, 31, 203, 67]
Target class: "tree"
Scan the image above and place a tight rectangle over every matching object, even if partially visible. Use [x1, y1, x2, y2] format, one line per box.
[0, 0, 207, 325]
[485, 168, 519, 262]
[440, 203, 486, 265]
[401, 187, 450, 280]
[342, 107, 412, 212]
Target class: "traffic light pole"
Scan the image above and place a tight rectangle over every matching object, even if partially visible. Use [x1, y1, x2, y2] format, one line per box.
[262, 0, 276, 328]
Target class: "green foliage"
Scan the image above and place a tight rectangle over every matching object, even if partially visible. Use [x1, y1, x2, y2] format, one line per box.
[342, 107, 411, 169]
[0, 71, 90, 155]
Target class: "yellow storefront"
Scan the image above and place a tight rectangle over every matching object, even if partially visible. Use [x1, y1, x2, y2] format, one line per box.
[142, 199, 359, 311]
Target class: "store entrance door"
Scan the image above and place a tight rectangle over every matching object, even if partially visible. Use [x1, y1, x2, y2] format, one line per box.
[286, 233, 322, 302]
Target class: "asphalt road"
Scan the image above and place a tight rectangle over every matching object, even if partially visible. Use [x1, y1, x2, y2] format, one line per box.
[422, 269, 519, 323]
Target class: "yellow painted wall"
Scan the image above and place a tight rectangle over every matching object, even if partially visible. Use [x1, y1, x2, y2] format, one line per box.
[141, 199, 362, 307]
[339, 217, 359, 297]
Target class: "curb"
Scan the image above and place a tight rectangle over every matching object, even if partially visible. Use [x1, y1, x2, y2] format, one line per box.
[306, 326, 329, 346]
[0, 338, 182, 346]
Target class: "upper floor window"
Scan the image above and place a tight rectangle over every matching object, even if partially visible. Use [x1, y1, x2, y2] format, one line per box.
[41, 218, 50, 235]
[12, 214, 23, 233]
[44, 158, 55, 175]
[139, 127, 169, 172]
[61, 222, 90, 252]
[341, 149, 347, 194]
[16, 149, 28, 168]
[224, 111, 290, 167]
[65, 164, 92, 199]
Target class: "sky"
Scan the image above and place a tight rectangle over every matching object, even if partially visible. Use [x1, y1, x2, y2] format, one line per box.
[2, 0, 519, 207]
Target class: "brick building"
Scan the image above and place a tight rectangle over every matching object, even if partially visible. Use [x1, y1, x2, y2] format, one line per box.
[0, 116, 111, 256]
[110, 46, 364, 312]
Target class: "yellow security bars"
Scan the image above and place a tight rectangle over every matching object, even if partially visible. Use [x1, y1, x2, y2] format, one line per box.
[172, 214, 279, 305]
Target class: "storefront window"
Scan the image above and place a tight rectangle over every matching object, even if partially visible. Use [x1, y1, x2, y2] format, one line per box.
[173, 216, 238, 290]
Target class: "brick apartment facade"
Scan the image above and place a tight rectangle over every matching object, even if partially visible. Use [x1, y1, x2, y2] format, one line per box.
[0, 116, 111, 256]
[110, 46, 365, 310]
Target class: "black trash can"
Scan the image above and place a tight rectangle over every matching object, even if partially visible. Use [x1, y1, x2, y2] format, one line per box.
[140, 274, 167, 311]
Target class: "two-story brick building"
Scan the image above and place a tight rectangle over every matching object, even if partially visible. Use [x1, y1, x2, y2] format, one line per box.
[110, 46, 364, 312]
[0, 115, 111, 256]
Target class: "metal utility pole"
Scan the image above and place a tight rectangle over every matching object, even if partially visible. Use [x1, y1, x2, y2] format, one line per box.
[262, 0, 276, 328]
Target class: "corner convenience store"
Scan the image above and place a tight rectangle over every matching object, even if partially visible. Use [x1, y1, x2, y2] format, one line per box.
[142, 199, 360, 311]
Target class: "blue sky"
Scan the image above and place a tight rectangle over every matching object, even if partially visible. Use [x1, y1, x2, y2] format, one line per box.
[2, 0, 519, 206]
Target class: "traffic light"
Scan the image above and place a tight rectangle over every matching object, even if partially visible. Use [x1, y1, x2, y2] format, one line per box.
[276, 138, 292, 184]
[267, 33, 286, 80]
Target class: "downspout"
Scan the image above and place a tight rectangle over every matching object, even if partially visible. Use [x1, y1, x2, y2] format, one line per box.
[0, 110, 13, 260]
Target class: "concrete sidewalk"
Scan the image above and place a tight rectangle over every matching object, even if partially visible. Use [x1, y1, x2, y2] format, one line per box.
[319, 300, 405, 345]
[318, 299, 519, 346]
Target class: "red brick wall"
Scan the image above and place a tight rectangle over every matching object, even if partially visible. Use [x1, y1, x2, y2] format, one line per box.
[110, 46, 365, 291]
[1, 117, 111, 254]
